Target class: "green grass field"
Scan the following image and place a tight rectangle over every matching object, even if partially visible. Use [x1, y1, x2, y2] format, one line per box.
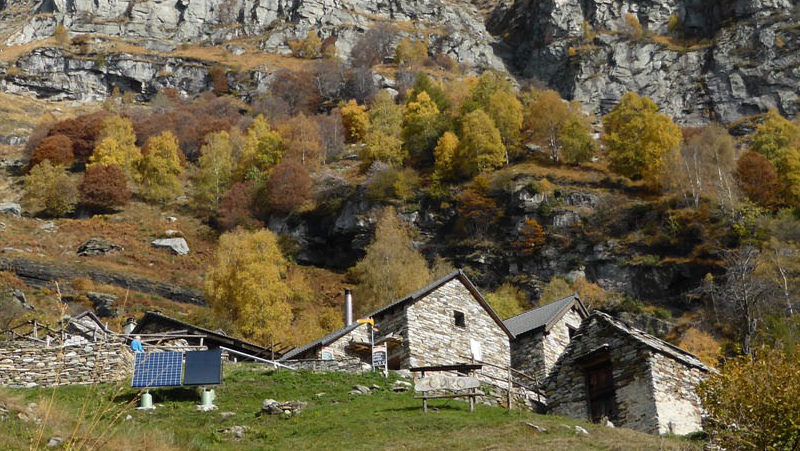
[0, 364, 702, 450]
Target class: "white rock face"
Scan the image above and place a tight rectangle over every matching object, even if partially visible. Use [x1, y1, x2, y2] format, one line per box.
[151, 237, 190, 255]
[0, 202, 21, 217]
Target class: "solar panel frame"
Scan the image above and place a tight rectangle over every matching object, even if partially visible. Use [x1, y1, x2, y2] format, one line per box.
[131, 352, 184, 388]
[183, 349, 223, 386]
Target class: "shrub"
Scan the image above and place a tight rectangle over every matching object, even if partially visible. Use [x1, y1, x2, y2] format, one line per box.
[395, 38, 428, 67]
[366, 167, 420, 203]
[264, 160, 312, 214]
[47, 111, 108, 163]
[79, 164, 130, 211]
[736, 151, 781, 208]
[513, 218, 546, 256]
[219, 182, 262, 231]
[54, 24, 69, 46]
[360, 131, 406, 168]
[23, 161, 78, 217]
[209, 65, 228, 94]
[289, 31, 323, 59]
[350, 24, 397, 68]
[340, 99, 370, 143]
[624, 13, 643, 40]
[29, 134, 74, 168]
[485, 282, 529, 319]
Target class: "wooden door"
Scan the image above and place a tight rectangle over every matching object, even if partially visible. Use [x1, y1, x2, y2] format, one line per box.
[585, 360, 615, 423]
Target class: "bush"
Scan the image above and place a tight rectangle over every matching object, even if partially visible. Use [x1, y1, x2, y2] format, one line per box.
[264, 160, 312, 214]
[54, 24, 69, 46]
[289, 31, 323, 59]
[698, 348, 800, 450]
[340, 99, 369, 143]
[366, 167, 420, 203]
[624, 13, 643, 40]
[395, 38, 428, 67]
[485, 282, 529, 319]
[23, 161, 78, 217]
[79, 164, 130, 212]
[219, 182, 262, 231]
[736, 151, 781, 208]
[29, 134, 74, 168]
[47, 111, 108, 163]
[512, 218, 546, 256]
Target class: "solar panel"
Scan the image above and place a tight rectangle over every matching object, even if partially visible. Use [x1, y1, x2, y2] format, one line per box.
[131, 352, 184, 388]
[183, 349, 222, 386]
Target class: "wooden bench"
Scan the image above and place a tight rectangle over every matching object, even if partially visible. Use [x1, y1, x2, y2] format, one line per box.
[410, 364, 482, 413]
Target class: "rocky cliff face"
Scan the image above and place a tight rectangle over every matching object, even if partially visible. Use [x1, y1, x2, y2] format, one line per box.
[489, 0, 799, 124]
[1, 0, 797, 124]
[4, 0, 503, 69]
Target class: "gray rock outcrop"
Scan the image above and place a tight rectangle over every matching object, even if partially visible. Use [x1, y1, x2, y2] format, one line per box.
[0, 202, 21, 217]
[151, 237, 190, 255]
[77, 238, 124, 256]
[86, 291, 118, 318]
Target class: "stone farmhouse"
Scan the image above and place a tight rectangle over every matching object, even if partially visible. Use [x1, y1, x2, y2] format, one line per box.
[504, 294, 588, 383]
[281, 270, 513, 384]
[545, 312, 711, 435]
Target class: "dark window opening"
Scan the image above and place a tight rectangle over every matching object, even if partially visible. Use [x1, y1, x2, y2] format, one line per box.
[454, 310, 466, 328]
[585, 359, 616, 423]
[568, 326, 577, 339]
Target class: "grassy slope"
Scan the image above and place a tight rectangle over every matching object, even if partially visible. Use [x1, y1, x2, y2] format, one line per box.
[0, 364, 701, 450]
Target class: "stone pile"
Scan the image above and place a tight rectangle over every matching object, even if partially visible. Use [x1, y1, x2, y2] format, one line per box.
[260, 399, 307, 417]
[77, 238, 124, 256]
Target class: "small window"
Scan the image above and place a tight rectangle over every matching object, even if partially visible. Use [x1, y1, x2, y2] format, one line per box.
[568, 326, 577, 339]
[454, 310, 466, 328]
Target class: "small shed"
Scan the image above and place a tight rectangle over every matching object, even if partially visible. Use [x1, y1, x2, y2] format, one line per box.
[545, 312, 710, 435]
[504, 294, 588, 382]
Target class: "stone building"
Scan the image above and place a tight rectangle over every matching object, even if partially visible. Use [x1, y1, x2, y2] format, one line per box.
[504, 295, 588, 383]
[545, 312, 710, 435]
[282, 271, 513, 384]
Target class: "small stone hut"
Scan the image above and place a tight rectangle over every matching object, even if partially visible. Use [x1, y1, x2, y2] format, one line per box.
[282, 270, 513, 383]
[504, 294, 588, 383]
[545, 312, 710, 435]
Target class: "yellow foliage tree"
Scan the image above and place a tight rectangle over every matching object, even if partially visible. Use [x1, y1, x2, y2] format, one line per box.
[204, 229, 293, 345]
[276, 113, 323, 168]
[368, 90, 403, 137]
[485, 282, 529, 319]
[395, 38, 428, 67]
[23, 160, 78, 217]
[601, 92, 681, 189]
[349, 207, 432, 315]
[193, 131, 234, 217]
[340, 99, 370, 143]
[289, 31, 323, 59]
[89, 115, 142, 179]
[456, 109, 506, 178]
[138, 131, 184, 204]
[360, 131, 406, 168]
[749, 110, 800, 202]
[402, 91, 443, 164]
[237, 115, 283, 180]
[433, 131, 459, 180]
[487, 90, 523, 158]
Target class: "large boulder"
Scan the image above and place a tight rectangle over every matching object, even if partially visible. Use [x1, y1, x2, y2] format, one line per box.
[77, 238, 124, 256]
[151, 237, 190, 255]
[0, 202, 21, 217]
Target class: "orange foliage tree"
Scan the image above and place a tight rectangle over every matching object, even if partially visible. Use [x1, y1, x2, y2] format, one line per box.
[29, 134, 74, 168]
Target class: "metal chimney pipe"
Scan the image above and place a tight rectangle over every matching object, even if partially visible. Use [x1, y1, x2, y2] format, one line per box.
[344, 289, 353, 326]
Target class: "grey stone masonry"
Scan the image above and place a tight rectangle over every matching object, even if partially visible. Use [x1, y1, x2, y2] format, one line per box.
[404, 279, 511, 386]
[511, 306, 583, 384]
[541, 307, 583, 378]
[0, 343, 134, 388]
[545, 313, 709, 435]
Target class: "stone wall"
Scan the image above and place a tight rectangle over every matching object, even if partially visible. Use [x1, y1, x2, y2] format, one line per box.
[405, 279, 511, 386]
[510, 331, 545, 383]
[373, 303, 411, 369]
[288, 357, 369, 373]
[0, 343, 134, 388]
[649, 352, 705, 435]
[541, 307, 583, 377]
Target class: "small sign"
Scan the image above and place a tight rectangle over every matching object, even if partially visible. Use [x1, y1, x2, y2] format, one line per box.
[321, 349, 334, 361]
[372, 345, 387, 371]
[414, 375, 481, 393]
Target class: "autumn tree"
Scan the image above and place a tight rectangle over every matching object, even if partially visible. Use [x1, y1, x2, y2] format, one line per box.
[485, 282, 529, 319]
[602, 92, 681, 188]
[526, 90, 572, 162]
[29, 134, 74, 168]
[276, 114, 323, 168]
[237, 115, 284, 180]
[402, 91, 444, 165]
[349, 207, 432, 315]
[193, 131, 235, 217]
[433, 131, 459, 180]
[264, 160, 312, 214]
[465, 70, 514, 113]
[456, 175, 504, 238]
[218, 182, 262, 231]
[204, 229, 294, 345]
[360, 131, 406, 168]
[369, 90, 403, 136]
[736, 151, 781, 208]
[89, 115, 142, 180]
[289, 31, 323, 59]
[456, 109, 506, 178]
[340, 99, 370, 143]
[350, 24, 397, 68]
[486, 90, 523, 159]
[79, 164, 130, 212]
[666, 124, 737, 209]
[513, 218, 546, 256]
[47, 111, 108, 163]
[23, 161, 78, 217]
[749, 110, 800, 202]
[395, 38, 428, 67]
[698, 347, 800, 450]
[138, 131, 184, 204]
[560, 116, 595, 164]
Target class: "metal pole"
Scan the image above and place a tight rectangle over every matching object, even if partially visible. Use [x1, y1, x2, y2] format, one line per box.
[370, 324, 375, 372]
[506, 365, 512, 410]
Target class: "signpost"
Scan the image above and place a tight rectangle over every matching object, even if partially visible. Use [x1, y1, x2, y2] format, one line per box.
[372, 344, 387, 373]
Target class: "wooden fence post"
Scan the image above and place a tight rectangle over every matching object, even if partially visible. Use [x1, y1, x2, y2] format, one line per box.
[506, 365, 512, 410]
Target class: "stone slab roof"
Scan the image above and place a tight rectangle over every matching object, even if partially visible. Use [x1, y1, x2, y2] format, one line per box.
[503, 294, 588, 338]
[279, 322, 364, 361]
[592, 312, 710, 371]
